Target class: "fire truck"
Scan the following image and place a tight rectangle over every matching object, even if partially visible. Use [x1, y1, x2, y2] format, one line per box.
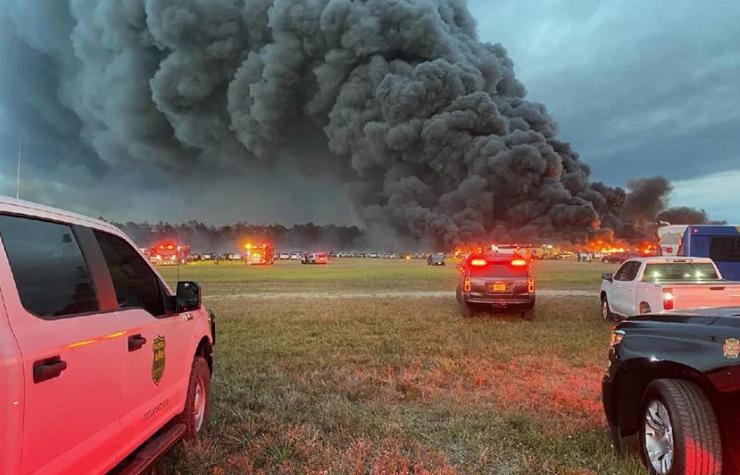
[243, 241, 274, 265]
[149, 242, 190, 265]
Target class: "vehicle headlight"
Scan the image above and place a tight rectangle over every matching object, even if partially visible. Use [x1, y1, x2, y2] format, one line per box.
[610, 329, 625, 347]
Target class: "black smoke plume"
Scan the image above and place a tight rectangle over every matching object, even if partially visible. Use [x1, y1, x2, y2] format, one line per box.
[0, 0, 708, 247]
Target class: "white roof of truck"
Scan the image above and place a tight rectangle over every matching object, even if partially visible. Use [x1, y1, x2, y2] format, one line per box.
[626, 256, 716, 265]
[0, 196, 122, 236]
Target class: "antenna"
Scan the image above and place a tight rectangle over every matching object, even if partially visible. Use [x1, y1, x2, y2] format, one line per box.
[176, 226, 181, 283]
[16, 138, 21, 199]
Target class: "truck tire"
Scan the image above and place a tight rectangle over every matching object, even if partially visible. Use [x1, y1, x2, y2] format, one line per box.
[601, 295, 615, 322]
[460, 300, 473, 317]
[640, 379, 722, 475]
[455, 284, 473, 317]
[521, 306, 536, 321]
[176, 356, 211, 441]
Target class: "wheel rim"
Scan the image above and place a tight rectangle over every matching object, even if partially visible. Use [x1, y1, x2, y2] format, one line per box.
[601, 300, 609, 320]
[193, 378, 206, 432]
[644, 400, 674, 474]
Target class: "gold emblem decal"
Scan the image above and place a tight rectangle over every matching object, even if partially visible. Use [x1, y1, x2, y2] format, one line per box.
[723, 338, 740, 359]
[152, 336, 166, 384]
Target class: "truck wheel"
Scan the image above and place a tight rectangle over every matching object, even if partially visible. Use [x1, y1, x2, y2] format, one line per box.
[176, 356, 211, 440]
[640, 302, 652, 314]
[459, 298, 473, 318]
[640, 379, 722, 475]
[521, 307, 536, 321]
[601, 296, 615, 322]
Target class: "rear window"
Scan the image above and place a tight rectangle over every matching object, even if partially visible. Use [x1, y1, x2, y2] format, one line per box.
[711, 237, 740, 262]
[0, 215, 99, 318]
[642, 263, 721, 282]
[470, 262, 529, 278]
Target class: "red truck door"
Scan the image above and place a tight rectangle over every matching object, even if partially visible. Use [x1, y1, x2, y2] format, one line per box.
[0, 216, 126, 475]
[92, 230, 195, 457]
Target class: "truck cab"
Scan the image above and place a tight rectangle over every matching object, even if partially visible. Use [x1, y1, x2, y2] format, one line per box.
[599, 257, 740, 321]
[0, 198, 215, 474]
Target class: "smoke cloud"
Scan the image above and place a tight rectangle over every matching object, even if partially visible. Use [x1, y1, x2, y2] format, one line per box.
[0, 0, 709, 247]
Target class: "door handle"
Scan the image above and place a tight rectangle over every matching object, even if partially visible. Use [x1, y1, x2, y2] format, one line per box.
[128, 334, 147, 352]
[33, 356, 67, 383]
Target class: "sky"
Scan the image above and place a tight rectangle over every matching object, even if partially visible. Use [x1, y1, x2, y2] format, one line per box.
[0, 0, 737, 225]
[468, 0, 740, 222]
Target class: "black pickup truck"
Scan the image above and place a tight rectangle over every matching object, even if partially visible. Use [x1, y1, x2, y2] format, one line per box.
[602, 307, 740, 475]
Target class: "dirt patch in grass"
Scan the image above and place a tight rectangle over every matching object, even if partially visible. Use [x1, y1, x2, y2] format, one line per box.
[307, 353, 604, 435]
[160, 421, 459, 475]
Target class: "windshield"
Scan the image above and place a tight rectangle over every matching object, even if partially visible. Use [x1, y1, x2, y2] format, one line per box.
[470, 263, 529, 278]
[641, 263, 720, 282]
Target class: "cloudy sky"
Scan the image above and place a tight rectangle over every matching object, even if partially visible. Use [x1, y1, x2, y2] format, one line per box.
[468, 0, 740, 222]
[0, 0, 737, 225]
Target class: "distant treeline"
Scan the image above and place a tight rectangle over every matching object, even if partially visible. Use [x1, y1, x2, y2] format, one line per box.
[108, 220, 366, 252]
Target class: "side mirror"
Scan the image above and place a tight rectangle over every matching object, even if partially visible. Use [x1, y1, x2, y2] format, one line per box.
[602, 273, 614, 282]
[176, 281, 201, 312]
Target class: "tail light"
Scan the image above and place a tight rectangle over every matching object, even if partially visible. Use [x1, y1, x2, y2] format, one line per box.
[511, 258, 527, 267]
[470, 258, 487, 267]
[464, 277, 471, 292]
[663, 288, 674, 310]
[528, 277, 535, 293]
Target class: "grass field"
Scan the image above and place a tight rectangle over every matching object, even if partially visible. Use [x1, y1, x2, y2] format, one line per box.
[155, 259, 645, 474]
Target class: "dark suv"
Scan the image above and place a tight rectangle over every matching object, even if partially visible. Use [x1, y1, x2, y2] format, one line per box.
[456, 253, 536, 319]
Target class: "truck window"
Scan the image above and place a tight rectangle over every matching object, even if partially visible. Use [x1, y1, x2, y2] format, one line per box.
[94, 231, 165, 316]
[614, 262, 639, 281]
[710, 237, 740, 262]
[470, 263, 529, 278]
[642, 263, 721, 282]
[0, 215, 98, 319]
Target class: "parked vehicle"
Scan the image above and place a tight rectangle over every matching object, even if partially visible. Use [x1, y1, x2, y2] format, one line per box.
[603, 307, 740, 474]
[279, 252, 290, 260]
[456, 253, 536, 319]
[427, 252, 446, 266]
[290, 252, 302, 260]
[659, 224, 740, 280]
[302, 252, 329, 264]
[0, 198, 215, 474]
[602, 252, 630, 264]
[599, 257, 740, 321]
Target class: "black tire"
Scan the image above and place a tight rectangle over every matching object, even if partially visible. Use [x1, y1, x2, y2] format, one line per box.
[601, 295, 615, 322]
[640, 379, 722, 475]
[521, 307, 536, 321]
[175, 356, 211, 441]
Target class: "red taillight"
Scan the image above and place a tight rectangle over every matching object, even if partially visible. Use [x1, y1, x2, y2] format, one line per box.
[511, 258, 527, 267]
[663, 288, 674, 310]
[463, 277, 471, 292]
[470, 259, 487, 267]
[528, 277, 535, 293]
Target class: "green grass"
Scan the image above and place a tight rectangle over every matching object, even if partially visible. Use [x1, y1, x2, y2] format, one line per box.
[159, 258, 616, 295]
[154, 259, 643, 474]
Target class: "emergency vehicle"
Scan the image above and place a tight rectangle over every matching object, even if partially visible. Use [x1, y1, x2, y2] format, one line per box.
[658, 225, 740, 280]
[456, 253, 536, 319]
[149, 242, 190, 266]
[0, 198, 215, 474]
[243, 241, 274, 265]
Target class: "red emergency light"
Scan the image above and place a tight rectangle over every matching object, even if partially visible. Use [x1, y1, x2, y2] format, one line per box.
[511, 258, 527, 267]
[470, 258, 487, 267]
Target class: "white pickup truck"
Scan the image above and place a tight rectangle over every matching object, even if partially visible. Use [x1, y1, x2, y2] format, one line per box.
[599, 257, 740, 320]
